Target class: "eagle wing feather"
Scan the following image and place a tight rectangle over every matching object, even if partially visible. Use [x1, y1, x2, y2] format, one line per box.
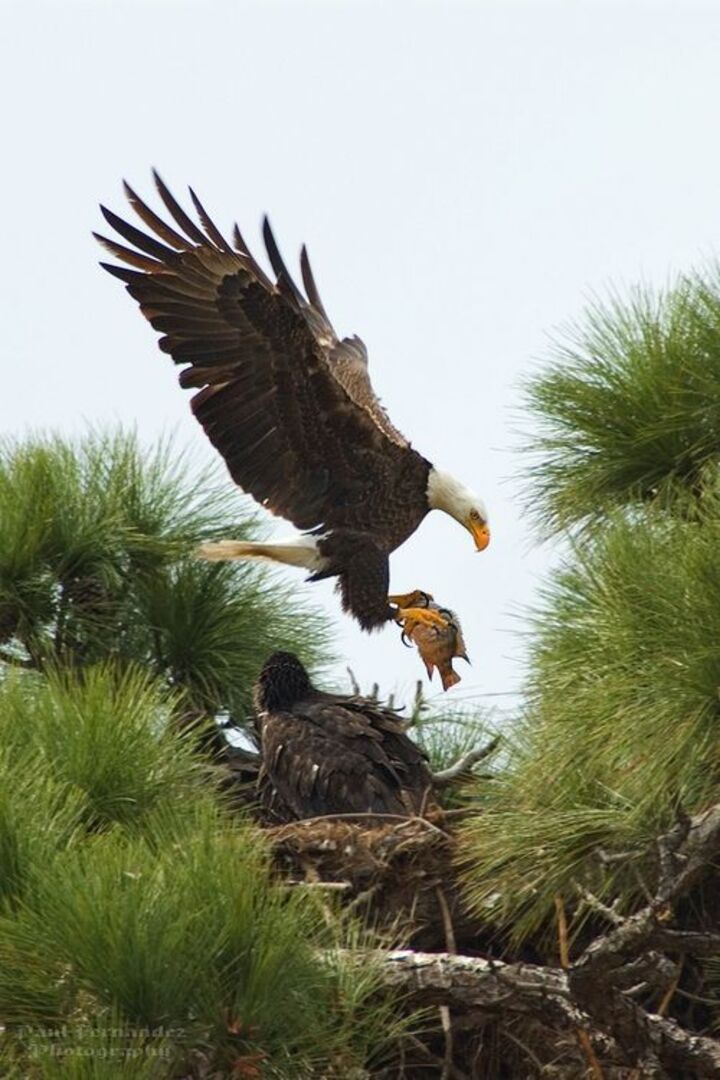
[97, 175, 418, 535]
[260, 698, 432, 818]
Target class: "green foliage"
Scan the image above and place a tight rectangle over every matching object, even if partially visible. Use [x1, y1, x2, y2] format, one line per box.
[522, 268, 720, 534]
[0, 667, 211, 832]
[412, 698, 497, 776]
[0, 427, 415, 1075]
[0, 429, 333, 719]
[462, 501, 720, 941]
[133, 558, 328, 719]
[462, 266, 720, 945]
[0, 671, 400, 1077]
[0, 749, 83, 914]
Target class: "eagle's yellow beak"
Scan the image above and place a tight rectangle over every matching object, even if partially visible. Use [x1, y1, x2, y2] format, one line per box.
[469, 519, 491, 551]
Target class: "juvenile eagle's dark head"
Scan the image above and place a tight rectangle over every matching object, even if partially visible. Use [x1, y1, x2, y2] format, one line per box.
[254, 651, 313, 712]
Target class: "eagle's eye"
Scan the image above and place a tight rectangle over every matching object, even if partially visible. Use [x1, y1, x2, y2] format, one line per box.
[470, 509, 481, 522]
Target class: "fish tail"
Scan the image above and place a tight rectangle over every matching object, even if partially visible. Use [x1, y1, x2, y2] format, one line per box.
[439, 665, 461, 691]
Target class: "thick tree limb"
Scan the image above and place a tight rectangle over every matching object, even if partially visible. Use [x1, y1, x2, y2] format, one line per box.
[353, 949, 622, 1060]
[351, 948, 720, 1075]
[360, 948, 568, 1010]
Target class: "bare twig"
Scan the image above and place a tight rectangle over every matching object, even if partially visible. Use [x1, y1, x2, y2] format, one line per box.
[651, 929, 720, 956]
[575, 884, 625, 927]
[411, 680, 426, 722]
[595, 847, 643, 866]
[657, 960, 683, 1017]
[346, 666, 361, 696]
[555, 893, 571, 969]
[432, 736, 501, 786]
[270, 811, 451, 841]
[436, 888, 457, 956]
[285, 880, 351, 891]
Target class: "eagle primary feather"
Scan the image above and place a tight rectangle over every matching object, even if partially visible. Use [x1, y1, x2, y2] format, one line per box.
[254, 652, 435, 820]
[96, 174, 490, 631]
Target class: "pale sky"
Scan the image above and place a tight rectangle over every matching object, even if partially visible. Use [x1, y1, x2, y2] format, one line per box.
[3, 1, 720, 715]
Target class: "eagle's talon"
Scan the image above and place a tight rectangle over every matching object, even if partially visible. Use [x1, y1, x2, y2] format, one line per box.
[389, 589, 434, 611]
[396, 606, 449, 637]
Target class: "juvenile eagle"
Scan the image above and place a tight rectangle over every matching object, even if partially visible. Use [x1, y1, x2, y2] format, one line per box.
[254, 652, 435, 820]
[96, 174, 490, 633]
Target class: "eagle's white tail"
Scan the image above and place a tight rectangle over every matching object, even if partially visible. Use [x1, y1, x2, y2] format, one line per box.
[196, 536, 327, 573]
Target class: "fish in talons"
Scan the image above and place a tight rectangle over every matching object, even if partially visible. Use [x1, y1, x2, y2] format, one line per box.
[395, 591, 470, 691]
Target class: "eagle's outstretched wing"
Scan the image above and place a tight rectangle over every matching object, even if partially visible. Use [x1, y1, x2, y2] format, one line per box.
[96, 174, 416, 534]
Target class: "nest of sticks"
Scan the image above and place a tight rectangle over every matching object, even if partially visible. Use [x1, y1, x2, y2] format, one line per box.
[220, 713, 501, 952]
[265, 813, 475, 952]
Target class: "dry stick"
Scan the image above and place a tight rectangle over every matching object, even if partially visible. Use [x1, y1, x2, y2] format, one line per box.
[555, 894, 605, 1080]
[501, 1026, 545, 1074]
[406, 1035, 470, 1080]
[418, 780, 435, 821]
[436, 887, 458, 956]
[432, 736, 501, 786]
[346, 666, 361, 696]
[436, 886, 458, 1080]
[657, 958, 683, 1017]
[345, 883, 381, 916]
[271, 811, 451, 840]
[566, 803, 720, 1076]
[286, 880, 351, 891]
[674, 986, 720, 1008]
[555, 893, 571, 969]
[353, 948, 720, 1071]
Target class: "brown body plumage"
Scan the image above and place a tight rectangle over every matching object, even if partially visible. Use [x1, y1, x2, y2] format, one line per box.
[95, 174, 489, 631]
[254, 652, 435, 821]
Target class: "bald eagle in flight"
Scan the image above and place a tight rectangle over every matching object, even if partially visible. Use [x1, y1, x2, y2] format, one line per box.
[96, 174, 490, 633]
[254, 652, 435, 820]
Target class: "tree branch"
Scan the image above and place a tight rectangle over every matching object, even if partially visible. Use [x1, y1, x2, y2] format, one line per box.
[566, 802, 720, 1074]
[432, 736, 501, 786]
[343, 948, 720, 1074]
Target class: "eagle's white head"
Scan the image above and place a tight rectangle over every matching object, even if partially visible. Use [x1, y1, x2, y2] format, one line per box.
[426, 467, 490, 551]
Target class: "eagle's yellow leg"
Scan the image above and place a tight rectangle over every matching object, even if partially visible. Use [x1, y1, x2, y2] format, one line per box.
[388, 590, 434, 610]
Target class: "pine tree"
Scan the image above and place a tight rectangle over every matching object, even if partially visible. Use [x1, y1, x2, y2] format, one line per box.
[447, 267, 720, 1073]
[0, 430, 403, 1078]
[0, 429, 332, 721]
